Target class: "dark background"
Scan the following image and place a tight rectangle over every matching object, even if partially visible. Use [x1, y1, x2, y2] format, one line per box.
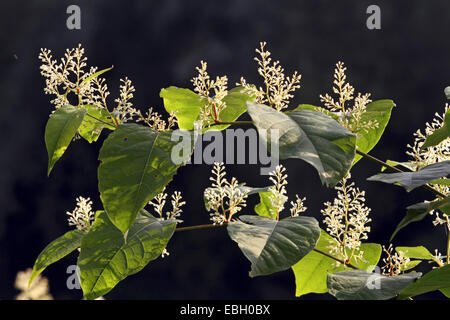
[0, 0, 449, 300]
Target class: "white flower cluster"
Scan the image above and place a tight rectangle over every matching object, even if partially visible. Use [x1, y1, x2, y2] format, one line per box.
[15, 268, 53, 300]
[191, 61, 228, 124]
[267, 165, 307, 219]
[148, 189, 186, 221]
[238, 42, 301, 111]
[321, 174, 371, 265]
[39, 44, 176, 131]
[381, 245, 411, 276]
[320, 62, 378, 133]
[39, 44, 110, 109]
[66, 196, 96, 232]
[407, 104, 450, 198]
[204, 162, 249, 225]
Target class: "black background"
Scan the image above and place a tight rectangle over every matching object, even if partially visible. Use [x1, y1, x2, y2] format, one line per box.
[1, 0, 449, 300]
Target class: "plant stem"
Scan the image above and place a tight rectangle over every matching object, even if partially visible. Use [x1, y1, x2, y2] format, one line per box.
[175, 222, 358, 269]
[355, 149, 447, 198]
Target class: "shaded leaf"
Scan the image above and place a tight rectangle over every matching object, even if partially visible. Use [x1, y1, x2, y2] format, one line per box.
[247, 102, 356, 187]
[327, 270, 421, 300]
[367, 160, 450, 191]
[45, 105, 87, 175]
[78, 210, 177, 300]
[29, 230, 85, 286]
[98, 124, 191, 233]
[227, 215, 320, 277]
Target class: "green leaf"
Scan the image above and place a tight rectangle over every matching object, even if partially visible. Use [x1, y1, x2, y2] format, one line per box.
[247, 102, 356, 187]
[399, 264, 450, 299]
[160, 87, 205, 131]
[367, 160, 450, 192]
[395, 246, 437, 261]
[421, 110, 450, 149]
[353, 100, 395, 165]
[292, 230, 381, 297]
[430, 178, 450, 186]
[390, 197, 450, 241]
[381, 160, 418, 172]
[29, 230, 85, 286]
[254, 191, 278, 220]
[80, 66, 113, 86]
[78, 210, 177, 300]
[227, 215, 320, 277]
[98, 124, 191, 233]
[439, 287, 450, 298]
[160, 86, 253, 131]
[327, 270, 421, 300]
[208, 87, 255, 131]
[78, 105, 115, 143]
[45, 105, 87, 175]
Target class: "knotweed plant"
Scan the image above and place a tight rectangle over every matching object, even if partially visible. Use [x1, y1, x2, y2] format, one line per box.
[27, 42, 450, 301]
